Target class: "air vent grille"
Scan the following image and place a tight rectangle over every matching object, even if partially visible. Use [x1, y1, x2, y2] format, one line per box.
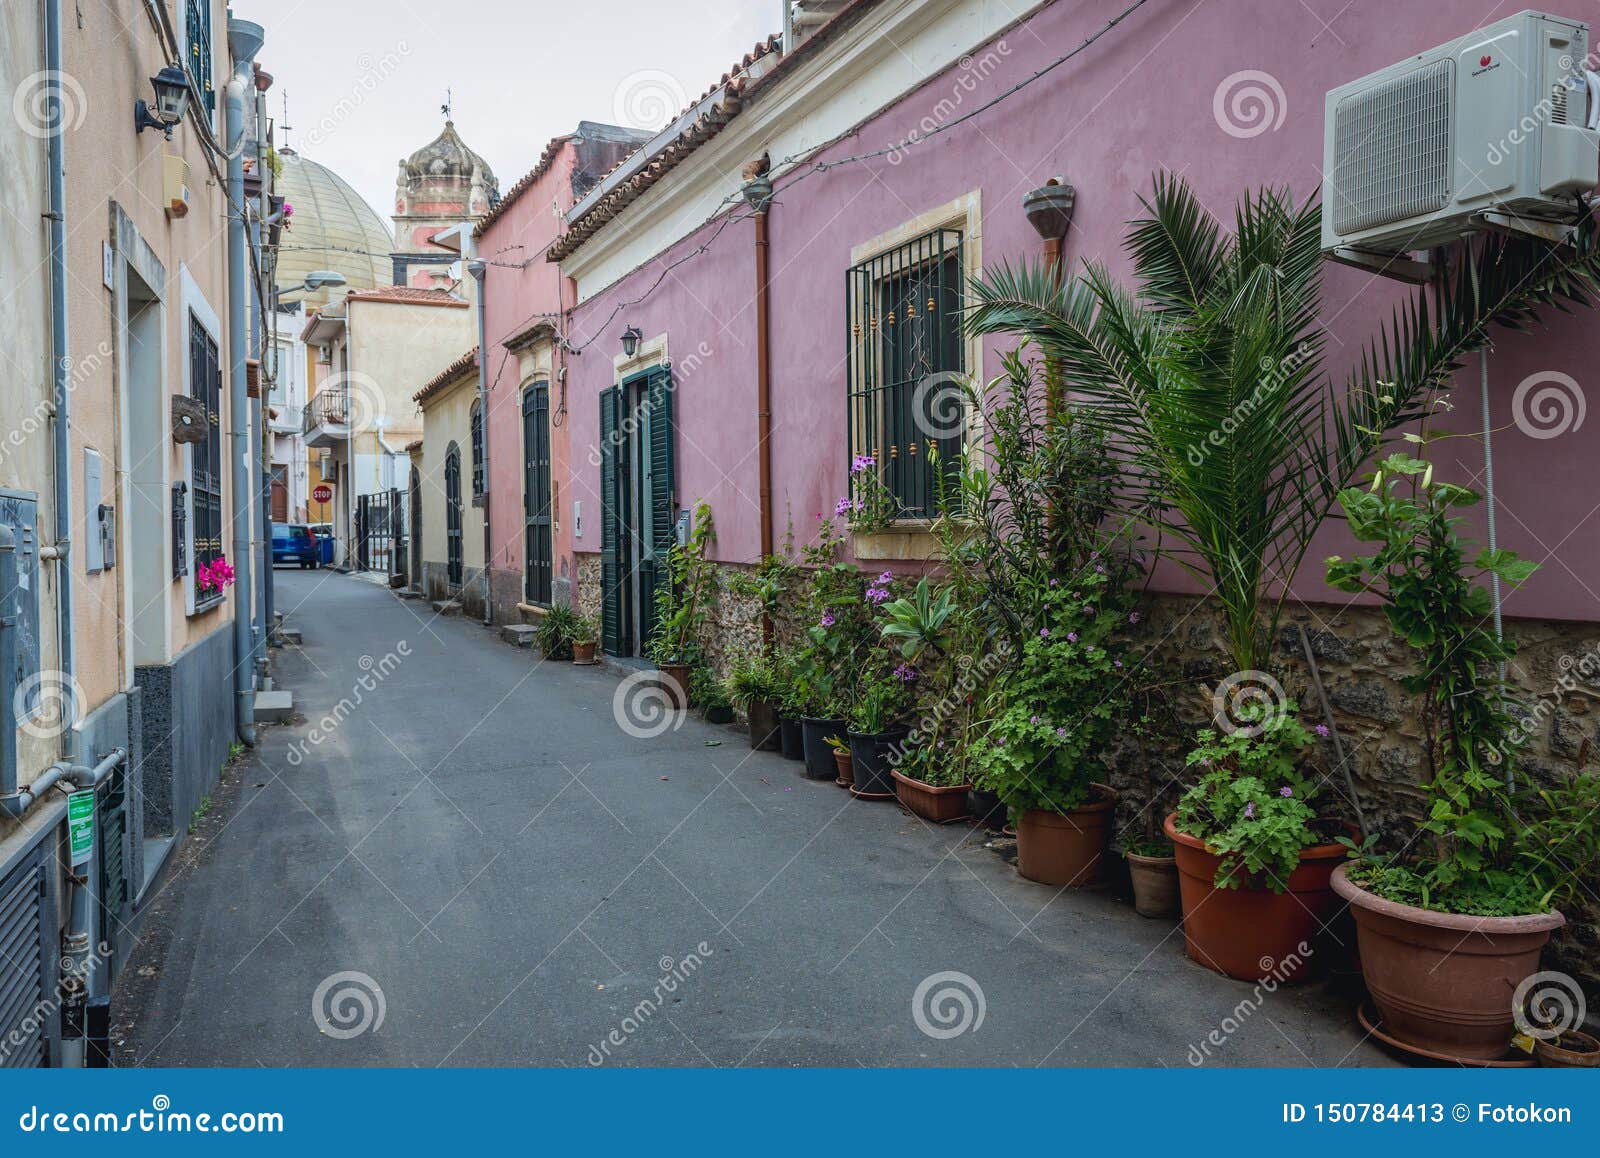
[1331, 59, 1455, 236]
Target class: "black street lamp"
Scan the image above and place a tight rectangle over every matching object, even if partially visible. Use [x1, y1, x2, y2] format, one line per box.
[620, 326, 642, 359]
[135, 65, 192, 138]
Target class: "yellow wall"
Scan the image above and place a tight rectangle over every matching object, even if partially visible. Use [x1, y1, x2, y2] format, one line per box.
[418, 373, 484, 572]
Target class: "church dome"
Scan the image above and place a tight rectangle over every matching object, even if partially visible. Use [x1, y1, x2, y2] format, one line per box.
[274, 148, 395, 308]
[401, 121, 498, 196]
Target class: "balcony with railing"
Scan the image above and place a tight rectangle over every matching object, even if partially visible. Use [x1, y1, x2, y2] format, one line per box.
[303, 384, 351, 447]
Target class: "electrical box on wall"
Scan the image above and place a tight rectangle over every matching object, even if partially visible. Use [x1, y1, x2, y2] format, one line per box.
[163, 154, 191, 219]
[1322, 10, 1598, 257]
[84, 449, 114, 573]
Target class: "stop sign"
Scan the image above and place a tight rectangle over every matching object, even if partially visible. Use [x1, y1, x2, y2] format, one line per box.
[312, 484, 332, 504]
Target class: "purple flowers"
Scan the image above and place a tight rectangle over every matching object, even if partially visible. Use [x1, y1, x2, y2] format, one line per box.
[1279, 786, 1294, 798]
[1066, 632, 1078, 643]
[893, 663, 918, 683]
[819, 612, 836, 628]
[1128, 612, 1141, 625]
[1244, 801, 1256, 819]
[850, 453, 877, 474]
[866, 585, 891, 604]
[1039, 628, 1050, 638]
[1055, 726, 1068, 738]
[1314, 723, 1331, 738]
[1030, 715, 1040, 726]
[865, 571, 893, 604]
[835, 497, 863, 517]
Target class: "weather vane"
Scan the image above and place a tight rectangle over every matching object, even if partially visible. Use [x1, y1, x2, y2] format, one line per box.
[441, 88, 452, 121]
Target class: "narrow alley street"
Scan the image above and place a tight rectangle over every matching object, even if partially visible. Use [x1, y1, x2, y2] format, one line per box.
[119, 571, 1387, 1068]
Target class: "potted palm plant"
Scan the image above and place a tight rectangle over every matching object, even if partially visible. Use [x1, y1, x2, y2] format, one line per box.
[536, 605, 579, 661]
[1324, 454, 1596, 1061]
[968, 174, 1600, 979]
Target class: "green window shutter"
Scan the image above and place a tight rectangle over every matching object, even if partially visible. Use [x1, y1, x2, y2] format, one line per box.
[639, 369, 675, 652]
[599, 388, 625, 656]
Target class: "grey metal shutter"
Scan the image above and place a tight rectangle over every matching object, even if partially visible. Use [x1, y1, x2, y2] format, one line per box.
[0, 843, 55, 1067]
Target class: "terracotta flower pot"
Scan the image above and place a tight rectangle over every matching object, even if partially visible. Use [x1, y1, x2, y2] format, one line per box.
[1165, 812, 1345, 984]
[1332, 863, 1564, 1060]
[571, 641, 598, 665]
[1126, 851, 1179, 918]
[1536, 1029, 1600, 1068]
[800, 717, 846, 780]
[746, 699, 781, 751]
[657, 663, 691, 709]
[778, 715, 805, 761]
[892, 771, 971, 823]
[833, 748, 854, 787]
[1016, 786, 1117, 887]
[846, 729, 906, 795]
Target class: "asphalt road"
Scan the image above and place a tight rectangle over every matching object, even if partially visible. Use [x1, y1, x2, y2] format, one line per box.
[119, 569, 1391, 1067]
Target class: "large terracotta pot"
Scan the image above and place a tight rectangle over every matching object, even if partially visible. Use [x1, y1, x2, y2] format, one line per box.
[1016, 786, 1117, 887]
[1164, 812, 1345, 983]
[1332, 864, 1564, 1060]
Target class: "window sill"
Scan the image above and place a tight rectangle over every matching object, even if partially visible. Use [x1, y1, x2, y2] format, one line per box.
[851, 522, 940, 562]
[190, 592, 225, 616]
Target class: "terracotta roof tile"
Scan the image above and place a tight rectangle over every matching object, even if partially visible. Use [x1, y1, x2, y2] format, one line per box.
[347, 285, 470, 307]
[413, 346, 480, 405]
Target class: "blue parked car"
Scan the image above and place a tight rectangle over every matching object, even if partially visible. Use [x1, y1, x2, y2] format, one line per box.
[272, 523, 320, 569]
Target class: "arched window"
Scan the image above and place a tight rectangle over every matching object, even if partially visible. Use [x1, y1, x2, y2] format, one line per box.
[469, 399, 484, 499]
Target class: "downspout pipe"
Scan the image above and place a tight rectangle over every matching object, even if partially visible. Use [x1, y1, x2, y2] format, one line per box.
[226, 20, 265, 746]
[0, 527, 18, 801]
[44, 0, 76, 768]
[468, 260, 491, 626]
[742, 173, 776, 648]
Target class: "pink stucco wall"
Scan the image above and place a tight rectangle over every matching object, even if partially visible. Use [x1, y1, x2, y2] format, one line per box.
[565, 0, 1600, 623]
[479, 144, 581, 598]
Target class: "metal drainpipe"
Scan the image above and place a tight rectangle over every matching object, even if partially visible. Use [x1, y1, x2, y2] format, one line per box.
[226, 23, 264, 746]
[753, 203, 775, 648]
[469, 260, 491, 626]
[0, 527, 17, 801]
[254, 74, 275, 659]
[43, 0, 76, 768]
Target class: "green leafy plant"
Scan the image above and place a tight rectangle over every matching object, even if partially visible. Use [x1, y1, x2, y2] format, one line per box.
[537, 605, 581, 660]
[849, 661, 914, 736]
[1324, 454, 1562, 915]
[690, 665, 731, 713]
[970, 566, 1135, 815]
[723, 654, 778, 711]
[646, 502, 717, 666]
[1174, 703, 1324, 890]
[570, 614, 598, 647]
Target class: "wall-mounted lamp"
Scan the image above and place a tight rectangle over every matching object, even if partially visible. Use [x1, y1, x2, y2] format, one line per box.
[134, 65, 192, 139]
[620, 326, 643, 359]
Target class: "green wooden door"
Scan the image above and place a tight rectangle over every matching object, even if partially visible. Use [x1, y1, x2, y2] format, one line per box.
[636, 368, 674, 654]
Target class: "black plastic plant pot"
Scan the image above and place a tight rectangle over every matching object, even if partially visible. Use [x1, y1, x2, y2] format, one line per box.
[847, 729, 908, 796]
[778, 716, 805, 760]
[968, 787, 1008, 829]
[799, 717, 846, 780]
[747, 699, 782, 751]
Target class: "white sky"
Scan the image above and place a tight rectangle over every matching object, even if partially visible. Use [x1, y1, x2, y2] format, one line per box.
[236, 0, 780, 228]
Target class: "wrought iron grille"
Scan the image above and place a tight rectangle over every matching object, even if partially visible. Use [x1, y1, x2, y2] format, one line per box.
[304, 384, 350, 433]
[186, 0, 214, 110]
[845, 227, 965, 519]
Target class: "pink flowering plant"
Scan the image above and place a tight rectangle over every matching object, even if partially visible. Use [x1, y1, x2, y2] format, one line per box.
[196, 555, 236, 595]
[843, 452, 900, 534]
[789, 515, 872, 718]
[1173, 702, 1325, 891]
[969, 564, 1136, 814]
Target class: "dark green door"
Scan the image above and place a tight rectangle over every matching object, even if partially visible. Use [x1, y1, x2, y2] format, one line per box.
[523, 383, 552, 605]
[635, 367, 675, 655]
[599, 388, 630, 656]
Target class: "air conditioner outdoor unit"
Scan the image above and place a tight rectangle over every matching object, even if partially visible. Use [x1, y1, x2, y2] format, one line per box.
[1322, 10, 1598, 259]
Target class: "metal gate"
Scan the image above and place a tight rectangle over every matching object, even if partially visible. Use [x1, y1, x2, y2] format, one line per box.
[355, 489, 405, 578]
[444, 445, 463, 588]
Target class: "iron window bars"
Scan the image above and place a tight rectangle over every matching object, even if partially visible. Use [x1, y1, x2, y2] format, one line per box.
[845, 226, 965, 520]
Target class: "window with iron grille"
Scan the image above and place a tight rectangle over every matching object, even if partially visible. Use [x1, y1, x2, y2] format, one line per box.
[188, 312, 223, 609]
[470, 399, 484, 499]
[845, 227, 965, 519]
[185, 0, 214, 110]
